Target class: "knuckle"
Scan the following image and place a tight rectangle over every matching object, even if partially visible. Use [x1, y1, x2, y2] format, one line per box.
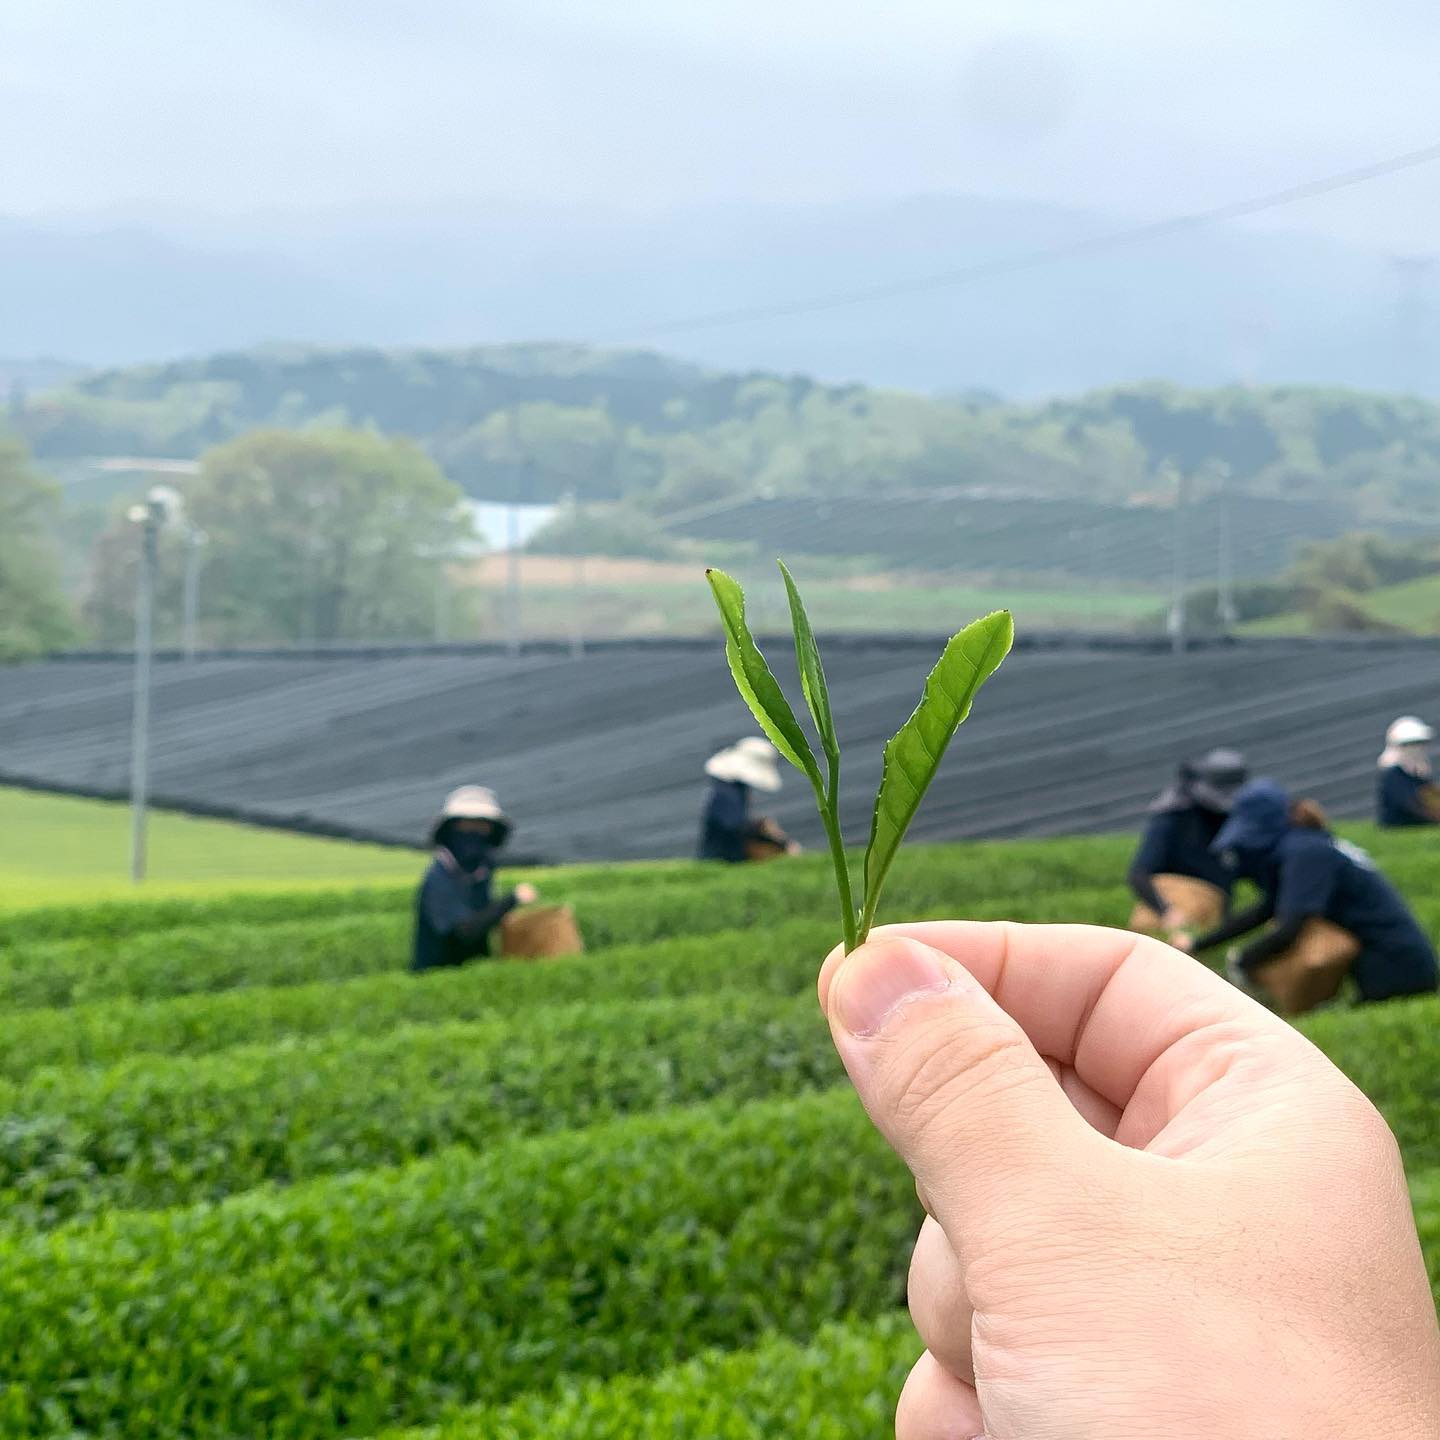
[881, 1010, 1034, 1146]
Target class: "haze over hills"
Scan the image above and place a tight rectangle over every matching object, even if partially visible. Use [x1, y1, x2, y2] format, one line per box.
[2, 191, 1427, 396]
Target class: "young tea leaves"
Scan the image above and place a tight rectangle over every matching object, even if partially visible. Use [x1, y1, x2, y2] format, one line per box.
[778, 561, 839, 785]
[860, 610, 1013, 939]
[705, 569, 820, 784]
[707, 565, 1011, 955]
[777, 560, 856, 949]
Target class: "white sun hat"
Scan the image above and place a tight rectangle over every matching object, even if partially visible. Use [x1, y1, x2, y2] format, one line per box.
[1386, 716, 1435, 747]
[429, 785, 511, 842]
[705, 736, 783, 793]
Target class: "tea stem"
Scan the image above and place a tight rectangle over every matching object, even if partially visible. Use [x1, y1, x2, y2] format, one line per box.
[812, 764, 858, 954]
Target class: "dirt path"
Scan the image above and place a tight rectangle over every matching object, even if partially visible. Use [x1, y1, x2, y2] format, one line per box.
[459, 554, 705, 587]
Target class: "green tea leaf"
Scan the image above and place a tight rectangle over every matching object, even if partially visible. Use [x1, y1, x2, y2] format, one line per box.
[706, 568, 820, 782]
[777, 560, 856, 950]
[860, 610, 1014, 937]
[777, 561, 839, 783]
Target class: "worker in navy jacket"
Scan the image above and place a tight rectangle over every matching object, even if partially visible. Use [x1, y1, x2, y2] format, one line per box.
[1376, 715, 1439, 828]
[1184, 779, 1437, 1006]
[412, 786, 537, 971]
[1127, 749, 1248, 939]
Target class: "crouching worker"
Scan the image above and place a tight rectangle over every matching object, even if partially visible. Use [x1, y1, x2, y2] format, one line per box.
[1377, 715, 1440, 827]
[412, 786, 537, 972]
[698, 737, 800, 862]
[1128, 748, 1248, 945]
[1178, 779, 1438, 1015]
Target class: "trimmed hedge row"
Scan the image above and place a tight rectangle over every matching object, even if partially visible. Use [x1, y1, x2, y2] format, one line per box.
[0, 835, 1138, 954]
[0, 872, 1138, 1012]
[0, 915, 836, 1082]
[0, 884, 413, 952]
[0, 888, 1135, 1076]
[0, 1091, 916, 1440]
[2, 823, 1425, 955]
[3, 945, 1430, 1231]
[0, 993, 841, 1227]
[0, 1087, 1434, 1440]
[0, 860, 720, 952]
[375, 1315, 917, 1440]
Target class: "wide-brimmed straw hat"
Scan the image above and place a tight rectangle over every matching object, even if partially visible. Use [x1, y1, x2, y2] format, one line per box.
[429, 785, 512, 844]
[1387, 715, 1435, 747]
[705, 736, 783, 793]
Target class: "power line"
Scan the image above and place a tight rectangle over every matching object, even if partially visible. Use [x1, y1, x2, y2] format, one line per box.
[617, 140, 1440, 341]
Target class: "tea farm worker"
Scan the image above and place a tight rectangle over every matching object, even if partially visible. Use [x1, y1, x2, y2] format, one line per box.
[411, 786, 538, 972]
[698, 736, 795, 862]
[1180, 778, 1438, 1006]
[1377, 714, 1440, 828]
[817, 922, 1440, 1438]
[1126, 747, 1248, 943]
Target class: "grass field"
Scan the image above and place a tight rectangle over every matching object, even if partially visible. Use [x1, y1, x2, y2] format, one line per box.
[1237, 572, 1440, 637]
[0, 787, 422, 909]
[0, 809, 1435, 1435]
[1360, 572, 1440, 631]
[462, 570, 1160, 638]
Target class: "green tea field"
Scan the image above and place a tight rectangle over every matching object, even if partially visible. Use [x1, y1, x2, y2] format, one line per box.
[0, 818, 1436, 1437]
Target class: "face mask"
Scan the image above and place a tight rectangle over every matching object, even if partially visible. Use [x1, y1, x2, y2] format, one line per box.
[446, 833, 493, 873]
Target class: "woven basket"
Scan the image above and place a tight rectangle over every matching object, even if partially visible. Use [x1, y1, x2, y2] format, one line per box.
[1252, 918, 1359, 1016]
[1129, 874, 1227, 935]
[500, 904, 584, 960]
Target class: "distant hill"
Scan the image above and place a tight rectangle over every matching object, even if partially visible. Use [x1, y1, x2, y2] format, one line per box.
[0, 357, 86, 396]
[16, 346, 1440, 536]
[1, 193, 1431, 395]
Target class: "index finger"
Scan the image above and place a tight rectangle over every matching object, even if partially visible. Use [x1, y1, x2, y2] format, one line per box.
[822, 921, 1313, 1127]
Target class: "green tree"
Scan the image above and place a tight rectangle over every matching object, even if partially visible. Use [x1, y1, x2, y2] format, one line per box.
[435, 403, 628, 502]
[0, 434, 75, 660]
[85, 430, 473, 646]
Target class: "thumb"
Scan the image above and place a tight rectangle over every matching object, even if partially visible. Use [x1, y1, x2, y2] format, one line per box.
[823, 935, 1096, 1242]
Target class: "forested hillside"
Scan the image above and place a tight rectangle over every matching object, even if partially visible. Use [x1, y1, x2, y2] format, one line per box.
[17, 346, 1440, 523]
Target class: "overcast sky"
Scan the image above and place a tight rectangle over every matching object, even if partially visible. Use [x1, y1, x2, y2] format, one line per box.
[4, 0, 1440, 249]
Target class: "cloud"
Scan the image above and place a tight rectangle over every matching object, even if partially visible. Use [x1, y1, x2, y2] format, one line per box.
[1, 0, 1437, 256]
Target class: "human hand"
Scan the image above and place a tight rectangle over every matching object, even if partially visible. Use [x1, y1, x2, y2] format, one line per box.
[513, 882, 538, 905]
[818, 922, 1440, 1439]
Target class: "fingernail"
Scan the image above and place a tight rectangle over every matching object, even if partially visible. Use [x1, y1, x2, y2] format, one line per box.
[832, 938, 954, 1037]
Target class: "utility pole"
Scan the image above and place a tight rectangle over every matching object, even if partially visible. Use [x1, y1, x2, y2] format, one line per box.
[181, 526, 206, 664]
[505, 502, 522, 656]
[1215, 466, 1237, 634]
[126, 487, 180, 883]
[1167, 466, 1189, 656]
[503, 412, 524, 657]
[562, 490, 585, 658]
[433, 565, 451, 644]
[571, 551, 587, 658]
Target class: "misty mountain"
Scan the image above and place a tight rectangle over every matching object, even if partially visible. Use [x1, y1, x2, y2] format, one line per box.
[1, 194, 1426, 396]
[0, 357, 87, 396]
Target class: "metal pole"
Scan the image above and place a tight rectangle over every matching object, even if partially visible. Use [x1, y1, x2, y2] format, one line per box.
[1216, 472, 1236, 634]
[434, 561, 451, 644]
[181, 527, 205, 663]
[1090, 524, 1102, 631]
[1169, 469, 1189, 656]
[505, 502, 521, 656]
[571, 552, 587, 658]
[130, 510, 159, 884]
